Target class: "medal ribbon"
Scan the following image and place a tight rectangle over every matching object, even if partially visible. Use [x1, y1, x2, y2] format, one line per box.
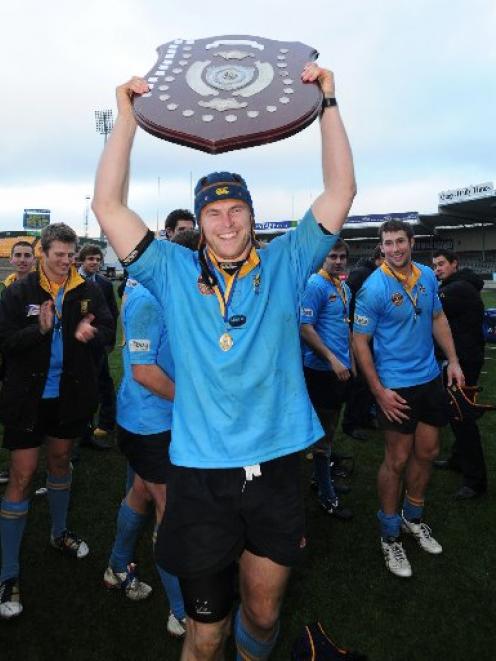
[381, 261, 422, 313]
[205, 250, 242, 325]
[318, 269, 349, 321]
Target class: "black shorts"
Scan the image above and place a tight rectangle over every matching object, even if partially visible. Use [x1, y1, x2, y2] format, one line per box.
[2, 398, 88, 450]
[304, 366, 350, 411]
[117, 425, 172, 484]
[377, 376, 449, 435]
[155, 452, 306, 580]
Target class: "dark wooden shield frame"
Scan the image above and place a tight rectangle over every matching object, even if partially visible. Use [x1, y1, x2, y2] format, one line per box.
[133, 35, 322, 154]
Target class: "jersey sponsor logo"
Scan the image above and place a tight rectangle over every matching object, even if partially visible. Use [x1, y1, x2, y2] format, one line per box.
[229, 314, 246, 327]
[197, 275, 214, 296]
[418, 284, 427, 294]
[328, 293, 337, 302]
[129, 339, 151, 352]
[354, 313, 369, 326]
[391, 292, 404, 306]
[301, 307, 314, 318]
[26, 304, 40, 317]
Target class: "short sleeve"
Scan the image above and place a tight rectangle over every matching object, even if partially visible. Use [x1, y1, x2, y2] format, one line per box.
[353, 280, 380, 335]
[125, 293, 162, 365]
[300, 279, 326, 325]
[125, 239, 170, 302]
[430, 272, 443, 316]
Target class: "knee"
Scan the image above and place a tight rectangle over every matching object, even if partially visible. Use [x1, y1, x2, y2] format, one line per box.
[417, 445, 440, 463]
[8, 467, 35, 497]
[242, 600, 280, 634]
[131, 478, 150, 500]
[186, 619, 228, 659]
[47, 450, 72, 474]
[384, 454, 409, 475]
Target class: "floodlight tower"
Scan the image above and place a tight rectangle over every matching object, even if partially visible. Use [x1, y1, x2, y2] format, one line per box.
[94, 109, 114, 240]
[83, 195, 91, 238]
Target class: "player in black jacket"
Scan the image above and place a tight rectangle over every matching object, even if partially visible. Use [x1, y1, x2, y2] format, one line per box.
[432, 250, 487, 499]
[78, 243, 119, 448]
[0, 223, 114, 619]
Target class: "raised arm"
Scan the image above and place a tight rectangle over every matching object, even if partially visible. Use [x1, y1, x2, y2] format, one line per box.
[301, 64, 356, 234]
[92, 78, 150, 259]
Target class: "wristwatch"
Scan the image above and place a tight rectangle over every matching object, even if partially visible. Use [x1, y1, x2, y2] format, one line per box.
[321, 96, 337, 111]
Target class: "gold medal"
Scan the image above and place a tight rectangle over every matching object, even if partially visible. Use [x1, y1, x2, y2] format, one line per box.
[219, 332, 234, 352]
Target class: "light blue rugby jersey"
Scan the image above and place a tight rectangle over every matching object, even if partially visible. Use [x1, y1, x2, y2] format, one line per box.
[301, 272, 352, 371]
[353, 262, 442, 389]
[117, 283, 174, 435]
[126, 208, 338, 468]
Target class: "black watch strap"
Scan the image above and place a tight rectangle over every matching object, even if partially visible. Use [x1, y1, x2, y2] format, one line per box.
[321, 96, 337, 111]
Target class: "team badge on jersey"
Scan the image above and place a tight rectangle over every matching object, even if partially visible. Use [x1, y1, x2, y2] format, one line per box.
[197, 275, 214, 295]
[391, 292, 404, 306]
[418, 284, 426, 294]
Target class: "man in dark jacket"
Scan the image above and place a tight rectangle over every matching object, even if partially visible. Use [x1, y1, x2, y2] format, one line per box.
[432, 249, 487, 499]
[78, 243, 119, 447]
[0, 223, 114, 619]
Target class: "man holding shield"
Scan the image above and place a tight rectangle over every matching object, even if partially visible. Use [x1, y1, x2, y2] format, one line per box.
[93, 62, 355, 661]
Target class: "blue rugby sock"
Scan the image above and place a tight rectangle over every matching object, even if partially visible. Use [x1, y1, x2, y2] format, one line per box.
[377, 510, 401, 539]
[109, 500, 147, 573]
[47, 472, 72, 539]
[0, 499, 29, 582]
[313, 453, 336, 502]
[402, 493, 424, 522]
[156, 564, 186, 620]
[234, 607, 280, 661]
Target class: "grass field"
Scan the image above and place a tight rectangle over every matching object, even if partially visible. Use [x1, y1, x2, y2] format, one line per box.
[1, 292, 495, 660]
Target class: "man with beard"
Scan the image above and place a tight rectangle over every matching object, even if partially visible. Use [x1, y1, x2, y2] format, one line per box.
[300, 239, 353, 520]
[353, 220, 464, 578]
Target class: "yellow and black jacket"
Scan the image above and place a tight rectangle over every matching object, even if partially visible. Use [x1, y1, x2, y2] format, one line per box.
[0, 268, 114, 431]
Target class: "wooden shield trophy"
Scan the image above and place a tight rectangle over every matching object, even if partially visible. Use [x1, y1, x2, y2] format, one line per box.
[133, 35, 322, 154]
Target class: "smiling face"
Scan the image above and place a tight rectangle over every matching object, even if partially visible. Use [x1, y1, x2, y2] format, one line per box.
[42, 240, 76, 283]
[10, 244, 35, 276]
[201, 198, 253, 261]
[433, 254, 458, 281]
[82, 252, 102, 275]
[381, 230, 414, 272]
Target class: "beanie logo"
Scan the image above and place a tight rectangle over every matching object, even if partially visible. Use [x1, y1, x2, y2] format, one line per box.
[216, 187, 229, 196]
